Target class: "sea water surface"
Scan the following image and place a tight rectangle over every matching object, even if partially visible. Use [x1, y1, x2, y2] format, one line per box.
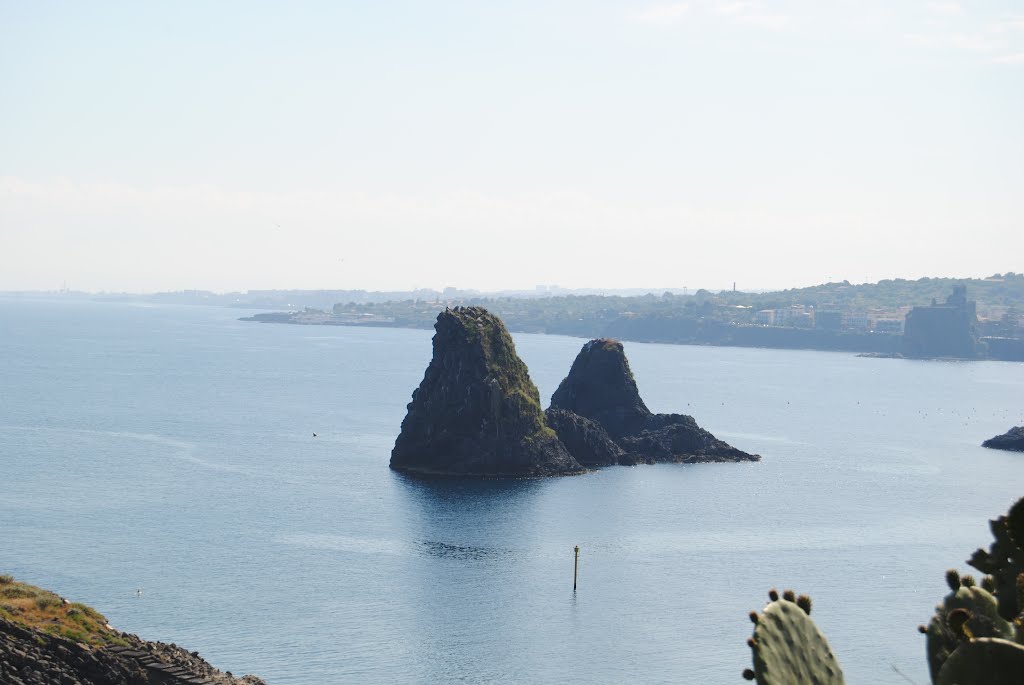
[2, 298, 1022, 684]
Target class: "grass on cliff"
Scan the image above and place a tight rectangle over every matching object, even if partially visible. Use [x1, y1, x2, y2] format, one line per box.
[449, 307, 560, 441]
[0, 574, 128, 647]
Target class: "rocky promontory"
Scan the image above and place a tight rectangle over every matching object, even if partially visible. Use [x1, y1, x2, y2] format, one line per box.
[390, 307, 585, 476]
[982, 426, 1024, 452]
[548, 339, 759, 465]
[0, 575, 265, 685]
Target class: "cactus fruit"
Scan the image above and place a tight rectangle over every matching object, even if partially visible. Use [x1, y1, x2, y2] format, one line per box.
[961, 574, 977, 588]
[924, 579, 1017, 682]
[968, 496, 1024, 621]
[782, 589, 796, 602]
[745, 591, 844, 685]
[935, 638, 1024, 685]
[946, 569, 961, 592]
[796, 594, 812, 616]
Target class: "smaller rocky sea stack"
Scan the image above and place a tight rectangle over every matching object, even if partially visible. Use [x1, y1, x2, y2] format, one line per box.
[982, 426, 1024, 452]
[547, 339, 758, 465]
[391, 307, 584, 476]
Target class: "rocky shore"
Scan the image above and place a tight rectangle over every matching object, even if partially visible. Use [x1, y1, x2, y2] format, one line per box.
[0, 577, 265, 685]
[982, 426, 1024, 452]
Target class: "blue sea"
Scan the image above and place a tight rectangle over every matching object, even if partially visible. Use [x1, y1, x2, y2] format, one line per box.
[2, 298, 1022, 684]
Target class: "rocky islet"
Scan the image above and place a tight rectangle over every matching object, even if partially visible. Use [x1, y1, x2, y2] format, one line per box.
[389, 307, 583, 476]
[547, 338, 759, 466]
[982, 426, 1024, 452]
[391, 310, 757, 476]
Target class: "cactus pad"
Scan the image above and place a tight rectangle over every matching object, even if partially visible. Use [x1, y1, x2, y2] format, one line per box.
[925, 580, 1017, 681]
[935, 638, 1024, 685]
[746, 592, 844, 685]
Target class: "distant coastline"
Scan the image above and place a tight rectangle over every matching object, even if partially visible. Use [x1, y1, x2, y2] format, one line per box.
[7, 273, 1023, 361]
[238, 309, 1024, 361]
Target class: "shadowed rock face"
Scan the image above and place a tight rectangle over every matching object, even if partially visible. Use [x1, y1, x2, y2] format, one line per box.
[549, 339, 759, 464]
[983, 426, 1024, 452]
[549, 339, 652, 438]
[544, 407, 625, 467]
[391, 307, 584, 476]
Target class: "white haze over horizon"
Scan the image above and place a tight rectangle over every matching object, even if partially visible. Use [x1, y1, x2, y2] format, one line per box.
[1, 1, 1022, 294]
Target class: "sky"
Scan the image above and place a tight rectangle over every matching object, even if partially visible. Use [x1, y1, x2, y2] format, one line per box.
[1, 0, 1022, 293]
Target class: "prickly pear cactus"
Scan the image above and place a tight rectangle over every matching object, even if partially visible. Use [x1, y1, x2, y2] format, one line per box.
[924, 571, 1017, 682]
[935, 638, 1024, 685]
[743, 590, 844, 685]
[968, 496, 1024, 621]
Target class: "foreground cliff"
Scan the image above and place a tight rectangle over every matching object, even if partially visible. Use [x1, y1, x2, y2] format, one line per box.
[0, 576, 265, 685]
[983, 426, 1024, 452]
[390, 307, 584, 476]
[547, 339, 758, 465]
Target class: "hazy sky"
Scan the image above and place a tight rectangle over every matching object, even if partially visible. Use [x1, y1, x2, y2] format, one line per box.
[1, 1, 1022, 293]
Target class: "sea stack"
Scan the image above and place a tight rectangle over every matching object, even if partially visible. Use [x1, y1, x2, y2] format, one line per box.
[547, 339, 758, 465]
[390, 307, 584, 476]
[982, 426, 1024, 453]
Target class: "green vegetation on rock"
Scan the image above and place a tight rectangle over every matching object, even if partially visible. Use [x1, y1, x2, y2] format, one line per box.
[390, 307, 582, 476]
[0, 575, 126, 647]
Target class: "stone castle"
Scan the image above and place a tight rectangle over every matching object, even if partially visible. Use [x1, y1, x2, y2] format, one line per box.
[902, 284, 980, 359]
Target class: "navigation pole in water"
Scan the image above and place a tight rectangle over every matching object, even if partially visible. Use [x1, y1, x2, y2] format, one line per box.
[573, 545, 579, 591]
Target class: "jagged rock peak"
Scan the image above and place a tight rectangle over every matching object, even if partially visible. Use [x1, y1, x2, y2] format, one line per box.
[550, 338, 652, 438]
[390, 307, 584, 476]
[548, 338, 759, 464]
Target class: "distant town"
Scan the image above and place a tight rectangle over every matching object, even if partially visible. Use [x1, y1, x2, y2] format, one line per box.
[233, 274, 1023, 362]
[6, 273, 1023, 361]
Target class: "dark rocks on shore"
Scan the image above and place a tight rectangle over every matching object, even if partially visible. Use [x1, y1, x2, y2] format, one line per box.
[982, 426, 1024, 452]
[548, 339, 759, 465]
[0, 616, 266, 685]
[390, 307, 584, 477]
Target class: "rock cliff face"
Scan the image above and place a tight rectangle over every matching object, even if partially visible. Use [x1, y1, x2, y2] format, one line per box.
[0, 576, 265, 685]
[0, 621, 266, 685]
[548, 339, 758, 464]
[391, 307, 584, 476]
[549, 339, 652, 439]
[544, 408, 625, 467]
[982, 426, 1024, 452]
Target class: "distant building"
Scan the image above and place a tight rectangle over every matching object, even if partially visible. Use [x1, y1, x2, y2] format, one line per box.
[815, 310, 842, 331]
[843, 314, 871, 332]
[755, 309, 775, 326]
[902, 284, 980, 358]
[873, 319, 903, 334]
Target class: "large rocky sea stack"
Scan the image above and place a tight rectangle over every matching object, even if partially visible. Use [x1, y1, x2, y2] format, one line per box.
[547, 339, 758, 465]
[982, 426, 1024, 452]
[390, 307, 584, 476]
